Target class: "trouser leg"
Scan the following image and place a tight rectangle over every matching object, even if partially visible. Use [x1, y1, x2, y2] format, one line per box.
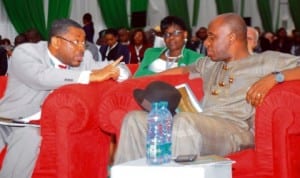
[113, 111, 253, 164]
[172, 113, 202, 157]
[114, 111, 148, 165]
[0, 126, 41, 178]
[0, 126, 12, 151]
[173, 112, 253, 156]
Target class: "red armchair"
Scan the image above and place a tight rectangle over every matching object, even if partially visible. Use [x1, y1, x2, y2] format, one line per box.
[0, 76, 117, 178]
[98, 72, 300, 178]
[98, 74, 203, 140]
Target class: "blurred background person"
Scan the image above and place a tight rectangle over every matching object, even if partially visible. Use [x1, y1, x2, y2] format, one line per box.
[128, 29, 150, 64]
[247, 27, 259, 54]
[25, 29, 42, 43]
[82, 13, 95, 43]
[118, 28, 130, 46]
[291, 30, 300, 56]
[14, 33, 27, 47]
[187, 26, 207, 55]
[99, 28, 130, 63]
[271, 27, 292, 54]
[260, 31, 274, 52]
[96, 29, 107, 48]
[0, 38, 13, 57]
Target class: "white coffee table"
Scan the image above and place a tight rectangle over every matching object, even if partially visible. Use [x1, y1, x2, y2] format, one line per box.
[111, 156, 233, 178]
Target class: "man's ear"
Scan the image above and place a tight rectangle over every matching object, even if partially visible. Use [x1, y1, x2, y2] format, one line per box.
[229, 33, 236, 42]
[50, 37, 60, 49]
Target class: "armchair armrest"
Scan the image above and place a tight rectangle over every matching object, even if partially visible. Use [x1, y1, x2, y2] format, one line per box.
[0, 76, 7, 98]
[98, 74, 203, 140]
[255, 81, 300, 178]
[32, 81, 117, 178]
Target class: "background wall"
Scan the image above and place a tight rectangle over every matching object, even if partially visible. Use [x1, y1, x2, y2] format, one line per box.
[0, 0, 295, 44]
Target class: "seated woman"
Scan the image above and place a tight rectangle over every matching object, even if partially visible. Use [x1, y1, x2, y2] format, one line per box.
[134, 16, 203, 77]
[128, 28, 150, 64]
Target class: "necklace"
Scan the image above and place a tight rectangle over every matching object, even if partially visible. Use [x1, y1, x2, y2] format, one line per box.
[211, 63, 234, 96]
[164, 49, 183, 69]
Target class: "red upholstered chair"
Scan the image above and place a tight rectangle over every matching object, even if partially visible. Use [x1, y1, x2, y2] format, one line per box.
[0, 75, 117, 178]
[97, 66, 300, 178]
[98, 74, 203, 140]
[126, 63, 139, 75]
[228, 80, 300, 178]
[0, 76, 7, 99]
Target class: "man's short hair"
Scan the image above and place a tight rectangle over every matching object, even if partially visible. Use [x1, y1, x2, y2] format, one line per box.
[222, 13, 247, 41]
[104, 28, 118, 37]
[49, 19, 82, 39]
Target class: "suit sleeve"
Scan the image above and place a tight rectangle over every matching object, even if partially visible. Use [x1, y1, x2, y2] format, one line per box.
[10, 43, 82, 90]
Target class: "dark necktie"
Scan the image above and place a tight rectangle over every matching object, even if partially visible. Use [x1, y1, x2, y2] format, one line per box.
[199, 42, 204, 54]
[199, 41, 206, 55]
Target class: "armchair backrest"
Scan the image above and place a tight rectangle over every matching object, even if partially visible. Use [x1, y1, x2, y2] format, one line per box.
[126, 64, 139, 75]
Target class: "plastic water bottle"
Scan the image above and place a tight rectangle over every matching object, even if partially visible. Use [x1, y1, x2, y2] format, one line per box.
[146, 101, 173, 165]
[146, 102, 165, 165]
[159, 101, 173, 163]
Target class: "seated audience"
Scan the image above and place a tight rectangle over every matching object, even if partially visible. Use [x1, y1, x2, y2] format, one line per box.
[291, 30, 300, 56]
[14, 33, 27, 47]
[134, 16, 203, 77]
[114, 13, 300, 164]
[247, 27, 259, 54]
[128, 28, 150, 64]
[99, 28, 130, 64]
[271, 27, 292, 54]
[96, 29, 107, 48]
[0, 38, 13, 57]
[118, 28, 130, 46]
[25, 29, 42, 43]
[260, 31, 274, 52]
[187, 26, 208, 55]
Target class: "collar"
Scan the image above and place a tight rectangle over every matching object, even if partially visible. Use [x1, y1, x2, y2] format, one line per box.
[47, 49, 69, 69]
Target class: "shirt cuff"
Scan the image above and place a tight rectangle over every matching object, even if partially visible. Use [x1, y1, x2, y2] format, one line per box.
[78, 71, 92, 84]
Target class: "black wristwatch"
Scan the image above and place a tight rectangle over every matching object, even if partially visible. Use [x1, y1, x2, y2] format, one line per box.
[272, 71, 285, 83]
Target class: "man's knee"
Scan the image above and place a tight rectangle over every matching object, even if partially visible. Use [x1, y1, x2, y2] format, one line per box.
[123, 111, 147, 128]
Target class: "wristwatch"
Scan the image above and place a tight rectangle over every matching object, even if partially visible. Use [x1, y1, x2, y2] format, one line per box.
[272, 71, 285, 83]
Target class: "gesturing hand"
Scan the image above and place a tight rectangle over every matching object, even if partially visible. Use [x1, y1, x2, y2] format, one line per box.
[90, 56, 123, 82]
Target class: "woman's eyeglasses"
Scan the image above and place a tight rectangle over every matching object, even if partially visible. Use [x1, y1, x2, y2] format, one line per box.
[163, 30, 183, 39]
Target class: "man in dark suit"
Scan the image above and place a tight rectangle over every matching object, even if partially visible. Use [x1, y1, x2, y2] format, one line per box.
[99, 28, 130, 64]
[187, 27, 208, 56]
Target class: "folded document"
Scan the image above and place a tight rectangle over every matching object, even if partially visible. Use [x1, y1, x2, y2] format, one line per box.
[175, 83, 203, 113]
